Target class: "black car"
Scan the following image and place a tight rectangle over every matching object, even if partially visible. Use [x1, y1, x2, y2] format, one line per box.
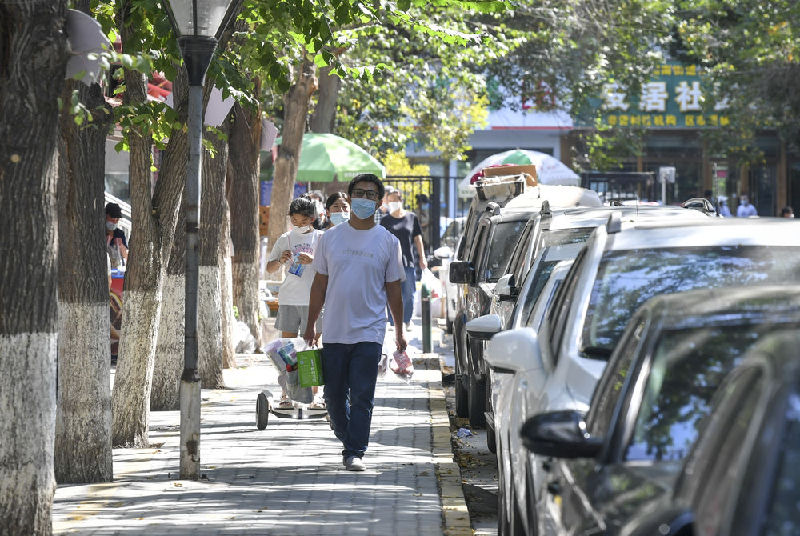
[624, 329, 800, 536]
[520, 286, 800, 535]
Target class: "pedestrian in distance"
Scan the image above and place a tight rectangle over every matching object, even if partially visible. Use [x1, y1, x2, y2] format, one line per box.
[304, 191, 328, 230]
[267, 197, 325, 408]
[782, 206, 795, 218]
[105, 202, 128, 267]
[303, 173, 406, 472]
[718, 197, 732, 217]
[323, 191, 350, 229]
[737, 194, 758, 218]
[379, 188, 427, 332]
[415, 193, 432, 253]
[374, 184, 396, 224]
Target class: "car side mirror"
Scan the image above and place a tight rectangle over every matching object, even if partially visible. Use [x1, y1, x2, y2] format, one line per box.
[466, 314, 503, 341]
[520, 410, 602, 459]
[484, 327, 542, 373]
[449, 261, 475, 284]
[434, 246, 453, 260]
[495, 274, 516, 301]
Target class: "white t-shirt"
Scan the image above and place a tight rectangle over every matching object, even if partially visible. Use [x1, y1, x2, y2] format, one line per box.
[268, 228, 324, 305]
[312, 223, 405, 344]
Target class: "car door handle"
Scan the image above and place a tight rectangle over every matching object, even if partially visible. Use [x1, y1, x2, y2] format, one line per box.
[547, 481, 561, 495]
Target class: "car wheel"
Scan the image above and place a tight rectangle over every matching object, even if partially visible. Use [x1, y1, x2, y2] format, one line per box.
[468, 374, 486, 428]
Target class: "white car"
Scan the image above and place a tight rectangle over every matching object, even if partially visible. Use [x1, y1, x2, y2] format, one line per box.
[480, 217, 800, 535]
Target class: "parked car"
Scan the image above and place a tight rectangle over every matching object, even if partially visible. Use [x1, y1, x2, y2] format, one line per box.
[470, 205, 712, 453]
[624, 329, 800, 536]
[482, 218, 800, 536]
[451, 186, 603, 427]
[520, 286, 800, 535]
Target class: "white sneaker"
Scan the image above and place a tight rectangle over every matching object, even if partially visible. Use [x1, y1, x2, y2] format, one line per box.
[344, 456, 366, 471]
[404, 322, 412, 331]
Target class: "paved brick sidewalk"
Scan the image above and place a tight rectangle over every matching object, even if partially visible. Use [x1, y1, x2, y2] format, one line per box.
[53, 323, 445, 535]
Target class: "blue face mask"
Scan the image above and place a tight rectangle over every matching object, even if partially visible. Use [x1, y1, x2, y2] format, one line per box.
[351, 198, 377, 220]
[330, 212, 350, 226]
[420, 203, 429, 210]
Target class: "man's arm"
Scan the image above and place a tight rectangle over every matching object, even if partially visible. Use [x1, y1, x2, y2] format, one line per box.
[386, 280, 407, 350]
[303, 272, 328, 345]
[414, 234, 427, 269]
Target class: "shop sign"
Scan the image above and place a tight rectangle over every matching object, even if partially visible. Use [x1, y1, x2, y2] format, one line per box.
[585, 64, 731, 129]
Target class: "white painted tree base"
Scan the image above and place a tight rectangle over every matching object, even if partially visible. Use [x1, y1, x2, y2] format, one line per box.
[179, 379, 201, 480]
[150, 275, 184, 411]
[220, 254, 235, 369]
[199, 266, 224, 388]
[111, 287, 162, 447]
[0, 332, 57, 533]
[55, 302, 112, 483]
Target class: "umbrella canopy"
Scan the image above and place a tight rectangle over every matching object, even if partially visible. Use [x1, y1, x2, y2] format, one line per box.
[458, 149, 580, 198]
[273, 133, 385, 183]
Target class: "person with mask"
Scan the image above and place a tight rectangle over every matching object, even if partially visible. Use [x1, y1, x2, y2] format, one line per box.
[737, 194, 758, 218]
[379, 189, 427, 332]
[105, 202, 128, 267]
[303, 173, 406, 471]
[323, 192, 350, 229]
[267, 197, 325, 408]
[304, 191, 328, 230]
[415, 193, 431, 253]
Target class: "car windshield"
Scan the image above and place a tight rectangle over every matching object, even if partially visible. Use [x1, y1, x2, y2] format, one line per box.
[762, 392, 800, 535]
[482, 220, 528, 282]
[582, 246, 800, 352]
[625, 322, 798, 463]
[521, 227, 594, 325]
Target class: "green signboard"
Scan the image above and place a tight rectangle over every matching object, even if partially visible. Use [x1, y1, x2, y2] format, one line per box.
[583, 64, 730, 129]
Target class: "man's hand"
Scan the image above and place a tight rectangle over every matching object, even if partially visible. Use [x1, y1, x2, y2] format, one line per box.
[302, 325, 316, 347]
[297, 253, 314, 265]
[395, 330, 407, 352]
[418, 256, 427, 270]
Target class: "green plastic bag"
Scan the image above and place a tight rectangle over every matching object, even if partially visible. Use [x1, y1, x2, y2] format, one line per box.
[297, 348, 324, 387]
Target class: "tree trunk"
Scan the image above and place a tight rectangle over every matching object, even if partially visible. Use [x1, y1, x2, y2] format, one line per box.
[228, 102, 263, 349]
[55, 75, 114, 484]
[220, 199, 236, 369]
[0, 2, 65, 533]
[310, 65, 340, 134]
[198, 120, 230, 388]
[149, 235, 184, 411]
[110, 15, 188, 444]
[268, 58, 317, 252]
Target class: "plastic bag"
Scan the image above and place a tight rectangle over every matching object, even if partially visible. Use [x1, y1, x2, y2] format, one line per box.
[389, 349, 414, 382]
[420, 268, 441, 298]
[265, 337, 314, 403]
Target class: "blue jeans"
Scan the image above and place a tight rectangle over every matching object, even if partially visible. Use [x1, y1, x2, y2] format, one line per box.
[387, 266, 416, 325]
[322, 342, 382, 459]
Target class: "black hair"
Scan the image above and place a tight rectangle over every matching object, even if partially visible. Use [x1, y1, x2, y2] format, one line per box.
[416, 193, 429, 203]
[348, 173, 384, 200]
[782, 206, 794, 216]
[105, 202, 123, 218]
[325, 192, 349, 210]
[289, 197, 317, 218]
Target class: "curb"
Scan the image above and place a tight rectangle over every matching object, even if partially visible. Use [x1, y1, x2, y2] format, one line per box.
[419, 353, 473, 536]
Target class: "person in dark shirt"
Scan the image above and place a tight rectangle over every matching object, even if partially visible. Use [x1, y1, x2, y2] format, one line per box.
[379, 189, 427, 331]
[105, 202, 128, 266]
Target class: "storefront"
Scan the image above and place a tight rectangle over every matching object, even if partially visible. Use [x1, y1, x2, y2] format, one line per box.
[566, 63, 793, 216]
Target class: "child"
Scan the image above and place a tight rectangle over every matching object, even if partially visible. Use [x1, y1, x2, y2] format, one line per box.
[266, 197, 324, 408]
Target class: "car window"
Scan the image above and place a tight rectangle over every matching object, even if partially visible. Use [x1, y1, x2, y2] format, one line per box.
[481, 220, 528, 282]
[545, 247, 588, 367]
[624, 325, 771, 463]
[457, 206, 476, 260]
[468, 223, 489, 265]
[760, 391, 800, 536]
[506, 219, 535, 285]
[583, 246, 800, 353]
[693, 369, 763, 534]
[586, 316, 647, 437]
[520, 228, 594, 323]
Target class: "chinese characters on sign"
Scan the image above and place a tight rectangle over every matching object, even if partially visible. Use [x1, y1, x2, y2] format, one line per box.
[597, 64, 730, 128]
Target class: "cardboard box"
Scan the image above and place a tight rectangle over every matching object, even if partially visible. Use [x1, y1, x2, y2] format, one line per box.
[483, 164, 538, 186]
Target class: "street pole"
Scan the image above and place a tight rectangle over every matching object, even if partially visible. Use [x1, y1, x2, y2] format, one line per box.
[179, 36, 216, 480]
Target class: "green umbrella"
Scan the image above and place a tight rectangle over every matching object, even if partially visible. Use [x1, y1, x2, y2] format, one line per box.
[272, 133, 385, 182]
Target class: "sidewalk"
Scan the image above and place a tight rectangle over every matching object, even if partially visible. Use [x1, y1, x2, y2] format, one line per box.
[52, 320, 458, 535]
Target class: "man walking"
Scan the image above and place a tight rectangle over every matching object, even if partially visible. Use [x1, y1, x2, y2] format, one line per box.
[304, 173, 406, 471]
[737, 194, 758, 218]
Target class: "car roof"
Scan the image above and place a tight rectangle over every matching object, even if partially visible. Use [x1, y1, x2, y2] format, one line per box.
[640, 285, 800, 330]
[606, 219, 800, 249]
[549, 205, 710, 230]
[504, 185, 602, 210]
